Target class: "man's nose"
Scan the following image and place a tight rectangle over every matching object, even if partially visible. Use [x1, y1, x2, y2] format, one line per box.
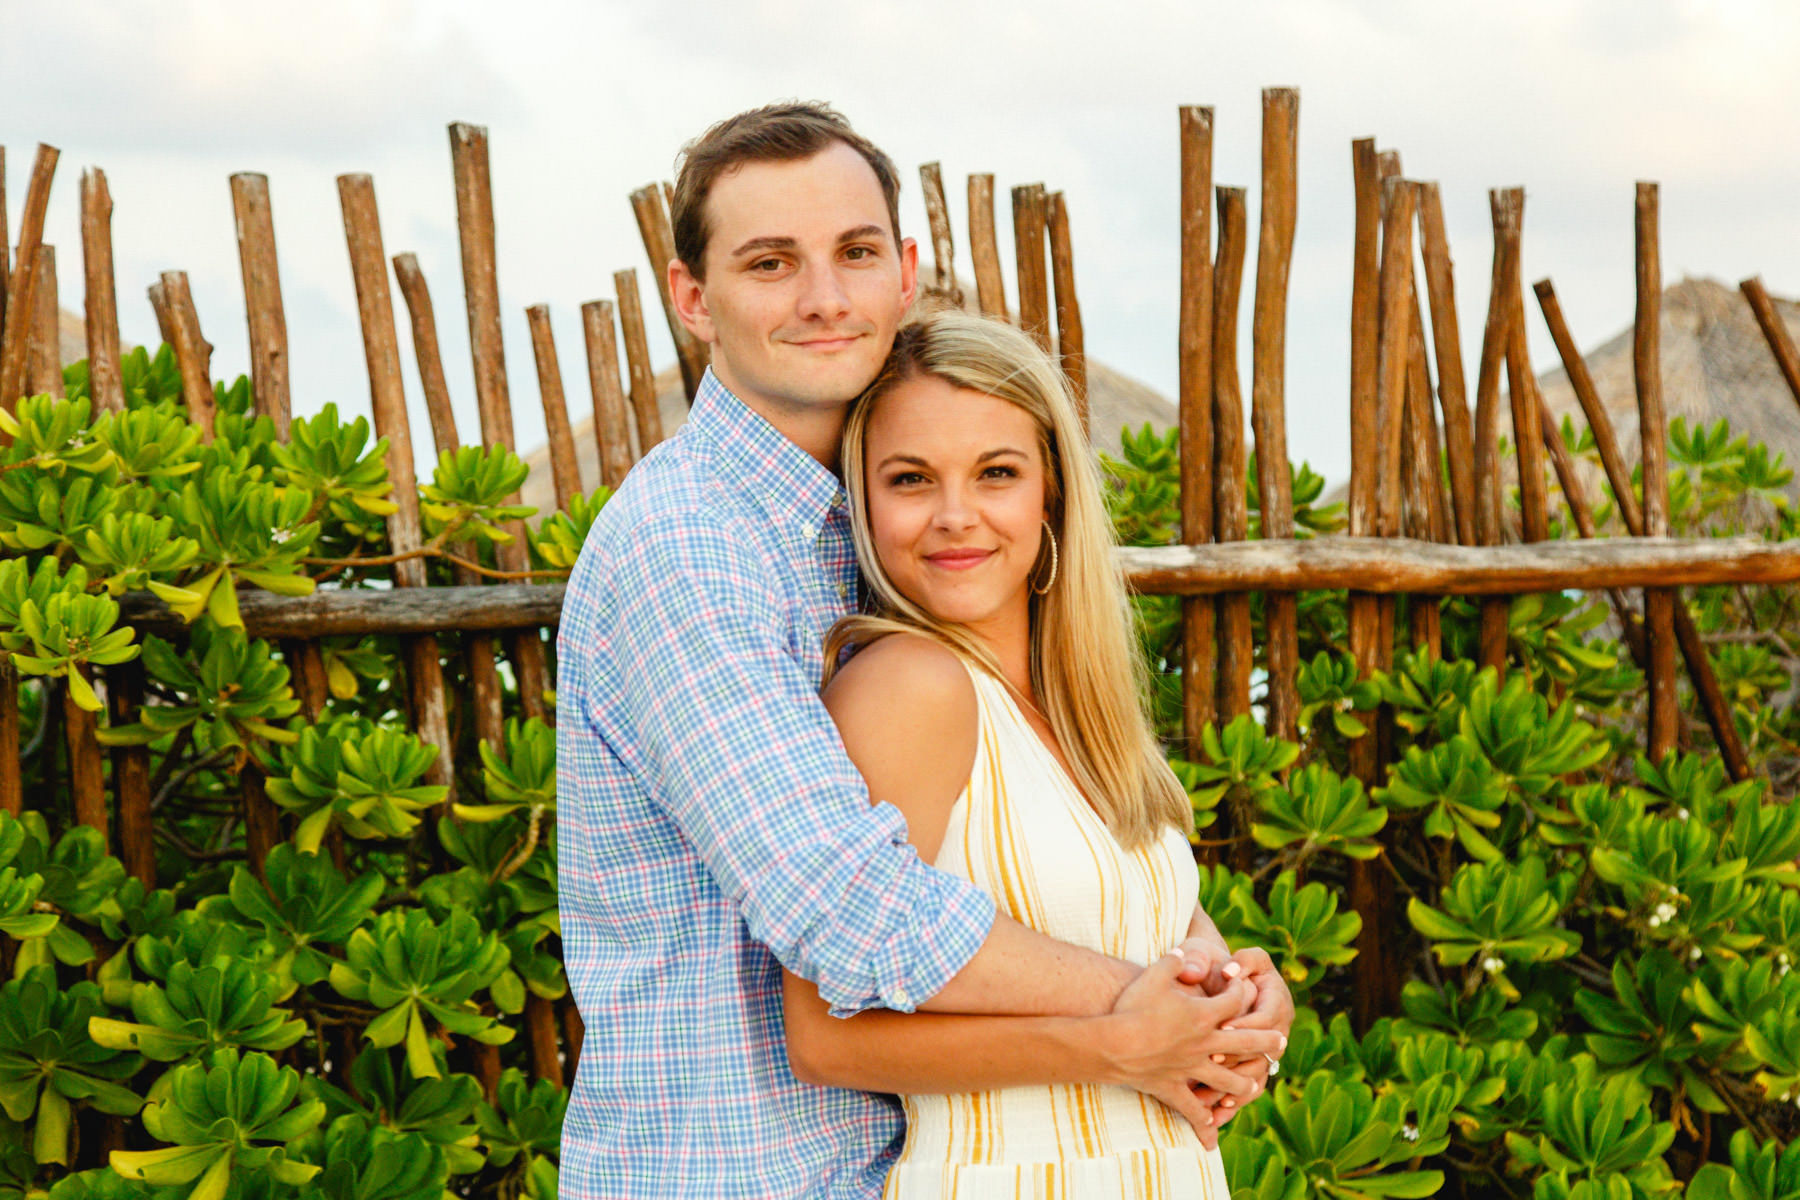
[794, 261, 851, 321]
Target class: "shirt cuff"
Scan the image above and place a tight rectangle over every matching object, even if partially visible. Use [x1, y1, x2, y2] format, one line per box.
[820, 859, 997, 1019]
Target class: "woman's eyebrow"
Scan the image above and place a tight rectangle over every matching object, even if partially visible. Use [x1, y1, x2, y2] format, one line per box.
[874, 447, 1028, 470]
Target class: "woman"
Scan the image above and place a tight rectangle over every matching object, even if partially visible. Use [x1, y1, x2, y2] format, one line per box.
[782, 311, 1284, 1198]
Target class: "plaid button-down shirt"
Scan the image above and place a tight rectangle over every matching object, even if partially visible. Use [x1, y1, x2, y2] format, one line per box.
[555, 370, 997, 1198]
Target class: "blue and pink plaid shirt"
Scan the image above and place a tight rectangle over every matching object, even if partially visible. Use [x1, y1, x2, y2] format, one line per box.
[555, 370, 997, 1198]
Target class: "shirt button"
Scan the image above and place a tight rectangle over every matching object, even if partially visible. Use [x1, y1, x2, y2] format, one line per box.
[800, 522, 816, 540]
[832, 491, 846, 508]
[836, 582, 849, 597]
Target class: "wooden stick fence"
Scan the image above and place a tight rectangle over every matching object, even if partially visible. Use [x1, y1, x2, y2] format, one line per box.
[5, 95, 1797, 1071]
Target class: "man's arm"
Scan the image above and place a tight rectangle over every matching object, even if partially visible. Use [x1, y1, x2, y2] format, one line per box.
[583, 510, 1135, 1017]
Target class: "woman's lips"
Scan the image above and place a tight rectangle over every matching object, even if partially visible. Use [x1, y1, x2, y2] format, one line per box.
[926, 549, 994, 570]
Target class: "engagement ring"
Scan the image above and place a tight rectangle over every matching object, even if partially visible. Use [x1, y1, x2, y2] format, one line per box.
[1263, 1053, 1280, 1076]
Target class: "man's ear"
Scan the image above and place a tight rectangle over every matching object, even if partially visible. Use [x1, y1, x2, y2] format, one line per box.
[669, 257, 716, 345]
[897, 236, 919, 312]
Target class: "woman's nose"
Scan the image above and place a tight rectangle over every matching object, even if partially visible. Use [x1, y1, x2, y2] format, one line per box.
[932, 483, 978, 530]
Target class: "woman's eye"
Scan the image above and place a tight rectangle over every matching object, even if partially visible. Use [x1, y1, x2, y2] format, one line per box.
[887, 471, 926, 487]
[982, 465, 1019, 480]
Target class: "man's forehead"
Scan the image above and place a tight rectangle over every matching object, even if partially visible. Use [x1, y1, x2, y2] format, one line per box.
[705, 145, 893, 248]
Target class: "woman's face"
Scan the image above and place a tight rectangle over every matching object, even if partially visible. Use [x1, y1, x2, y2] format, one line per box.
[863, 372, 1050, 649]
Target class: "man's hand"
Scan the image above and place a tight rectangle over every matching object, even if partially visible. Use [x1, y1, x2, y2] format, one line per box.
[1100, 951, 1283, 1148]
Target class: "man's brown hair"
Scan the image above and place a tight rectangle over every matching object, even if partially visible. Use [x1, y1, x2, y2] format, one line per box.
[670, 101, 903, 281]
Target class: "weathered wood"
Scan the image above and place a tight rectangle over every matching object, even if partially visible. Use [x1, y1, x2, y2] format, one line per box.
[967, 174, 1009, 320]
[1117, 536, 1800, 595]
[1636, 182, 1677, 761]
[561, 1000, 584, 1078]
[0, 145, 59, 412]
[107, 660, 153, 886]
[1475, 190, 1524, 671]
[28, 249, 63, 398]
[1416, 182, 1476, 547]
[1011, 184, 1052, 352]
[1046, 191, 1087, 426]
[230, 173, 292, 436]
[1404, 305, 1445, 656]
[1373, 178, 1417, 673]
[1346, 138, 1382, 693]
[1505, 292, 1551, 545]
[391, 253, 461, 460]
[401, 273, 506, 784]
[1212, 186, 1252, 726]
[337, 173, 456, 797]
[449, 124, 516, 446]
[1533, 278, 1645, 534]
[526, 993, 565, 1090]
[613, 268, 663, 454]
[65, 671, 106, 839]
[160, 271, 216, 441]
[242, 765, 281, 880]
[1371, 152, 1402, 665]
[121, 585, 564, 638]
[1740, 276, 1800, 413]
[0, 660, 18, 817]
[147, 282, 176, 349]
[1538, 405, 1646, 657]
[630, 183, 706, 401]
[1178, 107, 1216, 752]
[919, 163, 962, 305]
[80, 168, 125, 415]
[525, 305, 582, 509]
[1252, 87, 1301, 744]
[580, 300, 636, 490]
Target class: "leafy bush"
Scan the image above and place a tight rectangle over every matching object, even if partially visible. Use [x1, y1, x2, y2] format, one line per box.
[1103, 419, 1800, 1197]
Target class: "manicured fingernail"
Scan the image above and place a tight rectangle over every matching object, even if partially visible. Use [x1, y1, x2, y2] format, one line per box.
[1211, 1054, 1226, 1064]
[1223, 962, 1242, 978]
[1279, 1035, 1288, 1051]
[1222, 1098, 1236, 1108]
[1220, 1023, 1236, 1032]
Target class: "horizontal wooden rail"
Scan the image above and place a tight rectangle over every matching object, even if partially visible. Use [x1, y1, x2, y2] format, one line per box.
[120, 583, 567, 638]
[109, 535, 1800, 638]
[1120, 535, 1800, 596]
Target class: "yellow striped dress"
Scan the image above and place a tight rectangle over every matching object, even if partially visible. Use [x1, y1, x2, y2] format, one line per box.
[884, 662, 1229, 1200]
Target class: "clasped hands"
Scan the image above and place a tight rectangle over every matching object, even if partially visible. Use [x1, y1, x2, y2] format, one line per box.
[1105, 939, 1294, 1149]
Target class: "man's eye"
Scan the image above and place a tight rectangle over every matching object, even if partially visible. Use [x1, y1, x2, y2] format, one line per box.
[844, 246, 875, 261]
[751, 259, 784, 272]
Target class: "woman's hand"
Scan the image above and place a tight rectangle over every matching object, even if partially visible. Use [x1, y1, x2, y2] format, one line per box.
[1188, 947, 1295, 1129]
[1101, 950, 1282, 1147]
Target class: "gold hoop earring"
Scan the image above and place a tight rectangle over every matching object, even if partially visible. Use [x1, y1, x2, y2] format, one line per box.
[1032, 521, 1059, 595]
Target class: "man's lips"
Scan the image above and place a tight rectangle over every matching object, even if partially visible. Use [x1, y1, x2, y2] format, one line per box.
[786, 333, 865, 352]
[925, 548, 994, 570]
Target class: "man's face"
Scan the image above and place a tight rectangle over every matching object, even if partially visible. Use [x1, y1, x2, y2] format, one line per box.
[671, 142, 917, 424]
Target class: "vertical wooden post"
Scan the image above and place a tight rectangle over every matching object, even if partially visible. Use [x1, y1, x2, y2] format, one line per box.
[108, 662, 150, 888]
[0, 145, 60, 413]
[580, 300, 636, 489]
[160, 271, 217, 441]
[1011, 184, 1052, 352]
[561, 1000, 584, 1078]
[1045, 191, 1087, 428]
[1251, 88, 1300, 745]
[1636, 182, 1678, 762]
[1505, 316, 1550, 545]
[394, 252, 509, 815]
[1346, 140, 1382, 684]
[1403, 295, 1446, 657]
[1533, 277, 1747, 780]
[630, 183, 706, 401]
[1416, 183, 1477, 547]
[525, 305, 583, 509]
[919, 163, 962, 306]
[230, 173, 292, 436]
[337, 175, 456, 802]
[1177, 106, 1216, 756]
[28, 249, 64, 399]
[147, 282, 177, 349]
[1373, 179, 1417, 665]
[447, 126, 550, 721]
[526, 993, 565, 1090]
[1473, 190, 1524, 672]
[1212, 187, 1253, 727]
[968, 174, 1009, 320]
[65, 670, 107, 839]
[613, 269, 664, 454]
[80, 169, 125, 416]
[1739, 277, 1800, 411]
[0, 660, 17, 817]
[392, 254, 462, 460]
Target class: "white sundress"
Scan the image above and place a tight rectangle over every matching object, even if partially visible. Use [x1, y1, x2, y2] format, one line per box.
[884, 662, 1231, 1200]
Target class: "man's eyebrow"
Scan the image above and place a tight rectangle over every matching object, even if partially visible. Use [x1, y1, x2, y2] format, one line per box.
[726, 235, 796, 258]
[837, 224, 886, 245]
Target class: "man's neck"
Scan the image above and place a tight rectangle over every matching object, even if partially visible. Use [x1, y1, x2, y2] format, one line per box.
[712, 368, 847, 471]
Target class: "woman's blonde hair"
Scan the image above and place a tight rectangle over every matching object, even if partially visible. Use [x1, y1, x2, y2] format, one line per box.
[823, 310, 1189, 850]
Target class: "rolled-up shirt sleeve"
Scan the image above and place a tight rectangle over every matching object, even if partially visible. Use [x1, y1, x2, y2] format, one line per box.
[581, 507, 996, 1015]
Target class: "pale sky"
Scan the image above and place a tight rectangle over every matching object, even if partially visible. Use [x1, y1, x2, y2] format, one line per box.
[7, 0, 1798, 488]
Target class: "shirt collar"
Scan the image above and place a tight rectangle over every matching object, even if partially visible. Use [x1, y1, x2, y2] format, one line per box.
[686, 368, 847, 540]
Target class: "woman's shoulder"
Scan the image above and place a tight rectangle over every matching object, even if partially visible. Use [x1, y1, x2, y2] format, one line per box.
[827, 630, 979, 707]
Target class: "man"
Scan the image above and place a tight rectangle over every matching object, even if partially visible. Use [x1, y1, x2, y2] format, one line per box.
[556, 102, 1290, 1198]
